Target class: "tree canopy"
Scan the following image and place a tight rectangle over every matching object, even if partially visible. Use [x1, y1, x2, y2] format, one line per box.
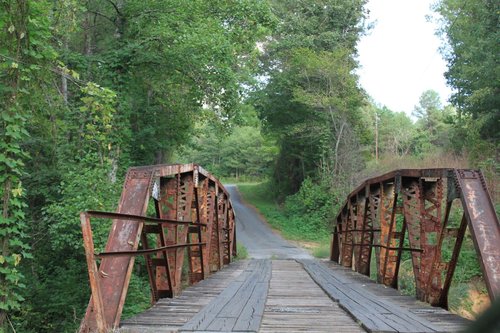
[434, 0, 499, 141]
[0, 1, 497, 332]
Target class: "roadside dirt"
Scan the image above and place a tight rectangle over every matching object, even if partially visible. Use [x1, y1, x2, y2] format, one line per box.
[455, 280, 490, 319]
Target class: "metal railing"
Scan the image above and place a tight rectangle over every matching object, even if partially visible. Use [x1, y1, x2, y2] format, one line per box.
[79, 164, 236, 333]
[330, 168, 499, 308]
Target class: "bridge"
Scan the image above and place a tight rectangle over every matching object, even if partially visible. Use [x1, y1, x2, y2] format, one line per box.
[78, 164, 499, 333]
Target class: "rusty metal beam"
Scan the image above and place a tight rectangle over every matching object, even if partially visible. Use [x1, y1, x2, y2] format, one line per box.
[95, 242, 207, 257]
[331, 168, 499, 309]
[455, 170, 500, 300]
[83, 210, 200, 225]
[79, 164, 236, 333]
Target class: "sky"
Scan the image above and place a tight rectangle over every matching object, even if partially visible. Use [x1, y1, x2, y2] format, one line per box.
[356, 0, 452, 116]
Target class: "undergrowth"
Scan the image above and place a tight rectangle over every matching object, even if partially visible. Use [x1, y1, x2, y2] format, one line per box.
[237, 182, 331, 243]
[235, 243, 249, 260]
[236, 181, 334, 260]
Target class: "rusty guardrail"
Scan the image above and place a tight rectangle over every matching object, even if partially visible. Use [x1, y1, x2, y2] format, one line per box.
[330, 168, 499, 308]
[79, 164, 236, 333]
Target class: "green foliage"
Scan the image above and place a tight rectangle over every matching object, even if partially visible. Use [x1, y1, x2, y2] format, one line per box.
[412, 90, 454, 150]
[121, 272, 151, 319]
[43, 166, 120, 252]
[236, 183, 295, 236]
[291, 48, 364, 127]
[434, 0, 499, 141]
[397, 230, 485, 313]
[180, 122, 277, 180]
[367, 91, 457, 161]
[0, 0, 495, 331]
[0, 111, 30, 315]
[119, 0, 275, 163]
[397, 260, 416, 296]
[377, 106, 416, 157]
[267, 0, 367, 54]
[0, 0, 57, 325]
[234, 243, 249, 260]
[1, 1, 277, 331]
[312, 243, 330, 259]
[79, 83, 118, 154]
[284, 178, 336, 236]
[256, 0, 368, 196]
[15, 259, 90, 333]
[237, 182, 332, 242]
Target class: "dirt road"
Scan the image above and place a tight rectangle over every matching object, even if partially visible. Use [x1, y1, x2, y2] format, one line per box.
[225, 185, 313, 259]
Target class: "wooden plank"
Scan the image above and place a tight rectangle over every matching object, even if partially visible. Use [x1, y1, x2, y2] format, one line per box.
[261, 260, 365, 333]
[302, 260, 438, 332]
[320, 261, 471, 331]
[233, 281, 268, 331]
[123, 258, 468, 333]
[180, 259, 271, 332]
[179, 278, 247, 330]
[300, 259, 470, 333]
[206, 317, 237, 331]
[120, 260, 248, 331]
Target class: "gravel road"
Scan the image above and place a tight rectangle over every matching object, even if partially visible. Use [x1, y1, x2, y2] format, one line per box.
[225, 185, 313, 259]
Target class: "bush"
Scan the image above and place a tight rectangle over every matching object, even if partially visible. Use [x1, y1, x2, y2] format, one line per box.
[283, 178, 338, 239]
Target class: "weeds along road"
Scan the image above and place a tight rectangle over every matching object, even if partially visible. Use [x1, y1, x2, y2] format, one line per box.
[225, 185, 313, 260]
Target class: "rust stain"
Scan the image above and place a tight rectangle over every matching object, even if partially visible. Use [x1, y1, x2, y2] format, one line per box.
[330, 168, 500, 308]
[78, 164, 236, 333]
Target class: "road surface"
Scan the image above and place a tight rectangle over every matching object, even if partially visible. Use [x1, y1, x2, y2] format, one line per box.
[225, 185, 313, 259]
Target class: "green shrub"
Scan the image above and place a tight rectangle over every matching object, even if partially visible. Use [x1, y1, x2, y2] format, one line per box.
[237, 181, 333, 242]
[283, 178, 338, 240]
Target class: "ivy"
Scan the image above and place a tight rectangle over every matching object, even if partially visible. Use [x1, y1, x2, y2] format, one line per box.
[0, 108, 31, 319]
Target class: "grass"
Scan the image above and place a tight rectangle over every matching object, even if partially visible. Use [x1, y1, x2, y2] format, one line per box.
[236, 183, 288, 234]
[235, 242, 249, 260]
[236, 182, 330, 258]
[312, 243, 331, 258]
[236, 183, 274, 208]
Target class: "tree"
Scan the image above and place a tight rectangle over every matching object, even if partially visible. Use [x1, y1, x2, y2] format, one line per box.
[256, 0, 368, 195]
[291, 48, 365, 175]
[180, 120, 278, 180]
[412, 90, 453, 149]
[377, 106, 416, 157]
[3, 2, 276, 332]
[434, 0, 499, 141]
[413, 90, 441, 131]
[0, 1, 58, 328]
[116, 0, 275, 164]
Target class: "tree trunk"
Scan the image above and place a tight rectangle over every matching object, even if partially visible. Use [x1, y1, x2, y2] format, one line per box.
[108, 146, 120, 183]
[61, 72, 68, 104]
[334, 121, 346, 175]
[375, 112, 379, 162]
[83, 4, 94, 78]
[61, 36, 68, 103]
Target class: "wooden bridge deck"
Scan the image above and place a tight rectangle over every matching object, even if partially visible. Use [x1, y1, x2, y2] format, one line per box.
[120, 259, 470, 333]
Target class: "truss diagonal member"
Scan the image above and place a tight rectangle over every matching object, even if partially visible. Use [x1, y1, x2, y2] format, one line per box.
[79, 164, 236, 333]
[330, 168, 499, 308]
[455, 169, 500, 300]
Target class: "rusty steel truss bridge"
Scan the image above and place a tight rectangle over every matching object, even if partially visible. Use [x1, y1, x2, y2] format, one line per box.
[78, 164, 499, 333]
